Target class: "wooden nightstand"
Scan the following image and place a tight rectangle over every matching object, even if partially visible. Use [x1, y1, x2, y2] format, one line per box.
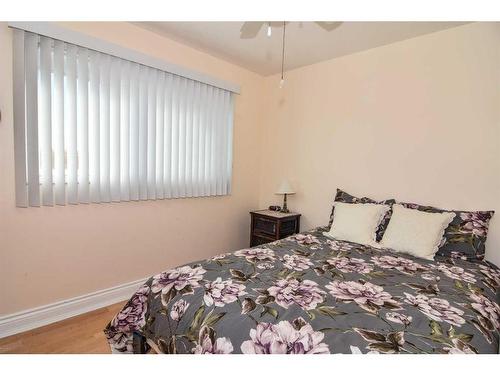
[250, 210, 301, 247]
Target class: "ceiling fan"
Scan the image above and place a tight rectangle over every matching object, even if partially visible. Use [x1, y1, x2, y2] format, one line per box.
[240, 21, 342, 39]
[240, 22, 343, 89]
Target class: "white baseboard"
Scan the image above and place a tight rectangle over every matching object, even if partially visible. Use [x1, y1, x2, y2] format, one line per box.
[0, 277, 148, 339]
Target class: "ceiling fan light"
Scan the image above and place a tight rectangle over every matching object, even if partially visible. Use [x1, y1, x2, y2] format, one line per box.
[279, 78, 285, 88]
[267, 24, 272, 37]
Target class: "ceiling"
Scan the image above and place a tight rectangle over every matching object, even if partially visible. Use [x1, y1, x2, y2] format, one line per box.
[133, 22, 469, 76]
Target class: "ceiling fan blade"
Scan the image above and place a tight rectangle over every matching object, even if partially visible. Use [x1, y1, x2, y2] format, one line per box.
[240, 22, 265, 39]
[315, 21, 343, 32]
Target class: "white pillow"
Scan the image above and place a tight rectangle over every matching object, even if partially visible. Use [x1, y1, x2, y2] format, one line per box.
[379, 204, 455, 260]
[323, 202, 390, 246]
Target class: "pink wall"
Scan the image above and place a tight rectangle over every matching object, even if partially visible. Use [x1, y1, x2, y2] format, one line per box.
[259, 22, 500, 266]
[0, 22, 265, 314]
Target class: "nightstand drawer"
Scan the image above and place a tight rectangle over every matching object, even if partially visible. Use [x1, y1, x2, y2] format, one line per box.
[254, 217, 277, 236]
[250, 210, 301, 247]
[280, 219, 298, 236]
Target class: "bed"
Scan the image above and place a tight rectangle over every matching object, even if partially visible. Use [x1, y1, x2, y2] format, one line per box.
[104, 227, 500, 354]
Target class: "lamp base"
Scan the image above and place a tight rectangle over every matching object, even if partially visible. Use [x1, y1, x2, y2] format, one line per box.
[280, 194, 289, 213]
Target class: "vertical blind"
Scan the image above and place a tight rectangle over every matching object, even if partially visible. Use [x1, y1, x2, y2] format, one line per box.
[13, 30, 234, 207]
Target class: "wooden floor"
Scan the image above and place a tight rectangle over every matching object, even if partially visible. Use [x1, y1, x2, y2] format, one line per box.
[0, 302, 125, 354]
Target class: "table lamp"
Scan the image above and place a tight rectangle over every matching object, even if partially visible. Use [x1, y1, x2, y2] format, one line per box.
[275, 180, 295, 213]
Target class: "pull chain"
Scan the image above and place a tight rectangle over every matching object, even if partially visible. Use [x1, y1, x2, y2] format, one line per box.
[280, 21, 286, 88]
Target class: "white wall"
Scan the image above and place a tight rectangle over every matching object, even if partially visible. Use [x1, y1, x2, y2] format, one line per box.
[259, 22, 500, 266]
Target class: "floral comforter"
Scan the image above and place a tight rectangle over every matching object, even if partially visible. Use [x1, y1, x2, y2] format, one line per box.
[104, 228, 500, 354]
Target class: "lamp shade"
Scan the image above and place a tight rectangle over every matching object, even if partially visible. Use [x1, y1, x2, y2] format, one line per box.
[275, 180, 295, 195]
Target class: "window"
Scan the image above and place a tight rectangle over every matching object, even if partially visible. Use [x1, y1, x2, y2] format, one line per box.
[13, 29, 235, 207]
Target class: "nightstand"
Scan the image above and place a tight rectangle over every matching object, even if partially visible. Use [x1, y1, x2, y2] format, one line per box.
[250, 210, 301, 247]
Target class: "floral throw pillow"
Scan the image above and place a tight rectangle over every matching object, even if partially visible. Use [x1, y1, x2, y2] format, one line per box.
[328, 189, 395, 242]
[400, 202, 494, 261]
